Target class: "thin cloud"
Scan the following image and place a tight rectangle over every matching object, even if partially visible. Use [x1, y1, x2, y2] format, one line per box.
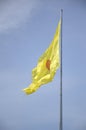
[0, 0, 39, 32]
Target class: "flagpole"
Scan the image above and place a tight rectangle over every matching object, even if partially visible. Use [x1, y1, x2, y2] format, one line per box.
[59, 9, 63, 130]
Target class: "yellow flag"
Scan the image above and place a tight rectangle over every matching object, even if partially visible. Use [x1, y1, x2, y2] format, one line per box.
[23, 20, 61, 94]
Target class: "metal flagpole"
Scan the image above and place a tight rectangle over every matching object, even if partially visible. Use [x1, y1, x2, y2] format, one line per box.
[59, 9, 63, 130]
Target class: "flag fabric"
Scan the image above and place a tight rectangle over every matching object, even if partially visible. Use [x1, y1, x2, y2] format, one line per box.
[23, 20, 61, 95]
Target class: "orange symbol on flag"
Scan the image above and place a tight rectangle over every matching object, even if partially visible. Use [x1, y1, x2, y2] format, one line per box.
[46, 60, 51, 70]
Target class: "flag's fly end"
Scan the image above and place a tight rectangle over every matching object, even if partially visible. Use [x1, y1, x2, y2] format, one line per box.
[22, 83, 40, 95]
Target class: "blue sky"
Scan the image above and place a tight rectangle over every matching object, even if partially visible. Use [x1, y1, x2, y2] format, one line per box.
[0, 0, 86, 130]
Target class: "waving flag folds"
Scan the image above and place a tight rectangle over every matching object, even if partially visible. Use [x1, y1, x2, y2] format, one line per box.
[23, 20, 61, 95]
